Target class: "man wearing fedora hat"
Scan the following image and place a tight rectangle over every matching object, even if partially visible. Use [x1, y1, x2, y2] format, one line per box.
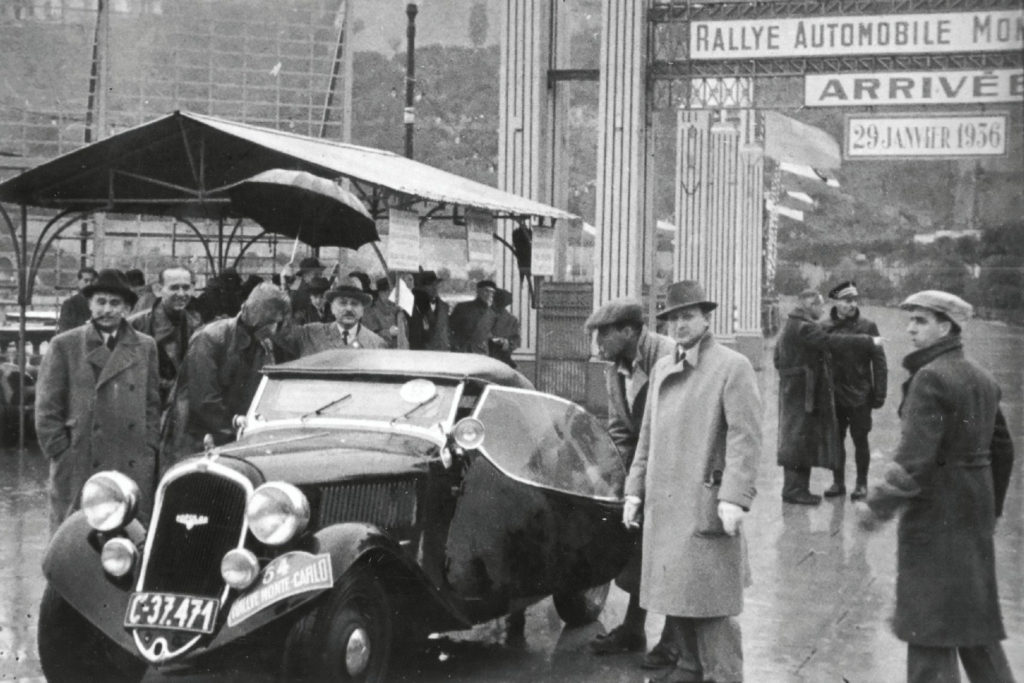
[584, 298, 682, 667]
[279, 285, 386, 356]
[36, 269, 162, 532]
[624, 280, 762, 683]
[450, 279, 498, 354]
[858, 291, 1015, 683]
[409, 270, 451, 351]
[775, 289, 881, 505]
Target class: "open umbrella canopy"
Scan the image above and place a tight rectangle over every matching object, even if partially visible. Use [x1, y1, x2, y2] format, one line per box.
[227, 169, 378, 250]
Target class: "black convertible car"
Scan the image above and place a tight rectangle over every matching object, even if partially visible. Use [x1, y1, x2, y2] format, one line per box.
[39, 349, 633, 681]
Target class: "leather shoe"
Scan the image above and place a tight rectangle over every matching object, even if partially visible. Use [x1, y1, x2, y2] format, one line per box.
[641, 641, 679, 669]
[590, 625, 646, 655]
[823, 484, 846, 497]
[783, 491, 822, 505]
[850, 483, 868, 501]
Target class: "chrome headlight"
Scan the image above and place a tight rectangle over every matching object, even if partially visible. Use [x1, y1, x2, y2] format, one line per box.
[81, 471, 140, 532]
[452, 417, 485, 450]
[246, 482, 310, 546]
[101, 537, 138, 578]
[221, 548, 260, 590]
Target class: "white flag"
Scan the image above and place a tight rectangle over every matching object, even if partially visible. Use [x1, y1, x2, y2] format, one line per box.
[390, 277, 415, 316]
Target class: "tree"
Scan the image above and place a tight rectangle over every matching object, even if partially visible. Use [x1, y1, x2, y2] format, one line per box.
[468, 2, 489, 47]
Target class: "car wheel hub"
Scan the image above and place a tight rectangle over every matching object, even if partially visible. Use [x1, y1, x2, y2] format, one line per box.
[344, 626, 371, 676]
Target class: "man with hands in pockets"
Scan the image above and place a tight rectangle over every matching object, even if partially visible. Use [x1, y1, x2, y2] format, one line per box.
[623, 280, 762, 683]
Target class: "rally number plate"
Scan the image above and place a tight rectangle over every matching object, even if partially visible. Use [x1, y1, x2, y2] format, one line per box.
[124, 592, 220, 634]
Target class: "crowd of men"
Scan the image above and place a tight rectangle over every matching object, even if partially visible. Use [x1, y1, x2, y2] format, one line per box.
[33, 261, 1014, 683]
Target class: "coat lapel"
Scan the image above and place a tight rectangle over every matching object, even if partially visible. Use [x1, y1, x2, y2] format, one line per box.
[96, 325, 142, 389]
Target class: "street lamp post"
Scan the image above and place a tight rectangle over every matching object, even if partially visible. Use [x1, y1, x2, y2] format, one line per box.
[404, 1, 418, 159]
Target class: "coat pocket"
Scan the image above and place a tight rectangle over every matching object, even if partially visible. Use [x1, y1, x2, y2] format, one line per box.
[695, 482, 726, 536]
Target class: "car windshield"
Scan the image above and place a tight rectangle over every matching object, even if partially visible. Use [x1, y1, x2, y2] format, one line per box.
[253, 376, 458, 427]
[473, 386, 625, 500]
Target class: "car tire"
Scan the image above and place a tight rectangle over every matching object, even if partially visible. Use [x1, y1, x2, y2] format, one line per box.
[553, 581, 611, 627]
[300, 566, 393, 682]
[38, 584, 145, 683]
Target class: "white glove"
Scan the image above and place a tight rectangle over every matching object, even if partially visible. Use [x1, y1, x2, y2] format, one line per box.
[623, 495, 642, 530]
[717, 501, 746, 536]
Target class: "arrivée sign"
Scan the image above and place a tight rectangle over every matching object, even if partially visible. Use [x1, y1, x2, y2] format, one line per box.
[806, 69, 1024, 106]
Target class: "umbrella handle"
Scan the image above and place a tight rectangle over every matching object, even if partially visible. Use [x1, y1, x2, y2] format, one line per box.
[287, 234, 301, 266]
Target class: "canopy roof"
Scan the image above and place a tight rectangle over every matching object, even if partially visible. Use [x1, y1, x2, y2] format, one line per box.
[0, 111, 573, 222]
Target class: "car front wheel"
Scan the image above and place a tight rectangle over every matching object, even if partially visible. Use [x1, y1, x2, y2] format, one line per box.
[553, 582, 611, 627]
[38, 584, 145, 683]
[300, 566, 393, 682]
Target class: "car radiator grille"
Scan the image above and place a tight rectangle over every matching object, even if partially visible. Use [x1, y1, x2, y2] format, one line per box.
[140, 471, 248, 597]
[317, 478, 418, 533]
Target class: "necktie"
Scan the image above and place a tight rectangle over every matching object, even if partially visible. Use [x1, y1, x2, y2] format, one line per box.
[342, 329, 349, 345]
[106, 334, 116, 351]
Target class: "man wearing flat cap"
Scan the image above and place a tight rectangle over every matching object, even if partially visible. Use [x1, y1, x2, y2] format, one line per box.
[584, 298, 682, 668]
[858, 291, 1015, 683]
[623, 280, 761, 683]
[450, 279, 498, 354]
[36, 269, 162, 532]
[279, 285, 385, 357]
[775, 289, 882, 505]
[822, 281, 887, 501]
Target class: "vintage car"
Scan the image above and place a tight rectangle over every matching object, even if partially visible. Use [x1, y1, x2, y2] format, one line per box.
[39, 349, 633, 681]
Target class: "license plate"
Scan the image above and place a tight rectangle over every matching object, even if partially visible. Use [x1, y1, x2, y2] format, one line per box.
[124, 592, 220, 634]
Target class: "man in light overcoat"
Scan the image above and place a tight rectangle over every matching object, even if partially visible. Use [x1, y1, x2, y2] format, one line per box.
[279, 285, 386, 357]
[858, 290, 1015, 683]
[624, 281, 761, 683]
[774, 289, 879, 504]
[36, 269, 162, 532]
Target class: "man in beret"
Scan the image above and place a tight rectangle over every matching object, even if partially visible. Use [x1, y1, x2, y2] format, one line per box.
[584, 298, 683, 668]
[858, 290, 1015, 683]
[624, 281, 761, 683]
[36, 269, 162, 531]
[279, 285, 386, 357]
[449, 279, 498, 354]
[775, 289, 881, 505]
[822, 281, 887, 501]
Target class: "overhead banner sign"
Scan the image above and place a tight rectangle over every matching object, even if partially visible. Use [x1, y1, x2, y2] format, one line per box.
[806, 69, 1024, 106]
[386, 209, 421, 271]
[531, 226, 556, 277]
[690, 10, 1023, 60]
[845, 113, 1007, 159]
[465, 209, 495, 264]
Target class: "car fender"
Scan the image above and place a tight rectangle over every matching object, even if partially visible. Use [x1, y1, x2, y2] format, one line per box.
[41, 511, 140, 656]
[203, 521, 453, 652]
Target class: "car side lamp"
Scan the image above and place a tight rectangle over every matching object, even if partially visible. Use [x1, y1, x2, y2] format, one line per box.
[443, 417, 486, 468]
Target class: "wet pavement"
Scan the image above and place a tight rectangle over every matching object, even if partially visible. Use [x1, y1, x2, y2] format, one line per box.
[1, 304, 1021, 682]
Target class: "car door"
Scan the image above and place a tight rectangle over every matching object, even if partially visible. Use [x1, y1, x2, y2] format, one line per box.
[443, 386, 631, 617]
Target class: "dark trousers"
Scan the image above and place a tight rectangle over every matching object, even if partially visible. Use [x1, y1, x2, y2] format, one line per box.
[665, 615, 743, 682]
[908, 642, 1016, 683]
[782, 466, 812, 497]
[835, 403, 872, 486]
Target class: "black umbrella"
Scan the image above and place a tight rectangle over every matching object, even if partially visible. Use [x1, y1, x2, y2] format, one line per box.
[226, 169, 378, 250]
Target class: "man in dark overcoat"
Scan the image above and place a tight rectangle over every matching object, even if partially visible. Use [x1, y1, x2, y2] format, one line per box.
[858, 290, 1015, 683]
[774, 289, 879, 504]
[449, 279, 497, 354]
[56, 266, 97, 332]
[163, 284, 293, 461]
[822, 281, 887, 500]
[128, 265, 203, 408]
[288, 256, 326, 325]
[36, 269, 161, 532]
[408, 271, 451, 351]
[624, 281, 761, 683]
[584, 298, 685, 670]
[487, 289, 520, 367]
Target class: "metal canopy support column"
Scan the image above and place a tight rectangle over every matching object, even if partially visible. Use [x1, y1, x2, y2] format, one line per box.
[497, 0, 551, 355]
[593, 0, 648, 308]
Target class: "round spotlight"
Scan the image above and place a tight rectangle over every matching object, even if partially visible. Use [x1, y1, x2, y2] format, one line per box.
[246, 482, 310, 546]
[452, 418, 485, 450]
[81, 471, 140, 532]
[221, 548, 260, 590]
[100, 537, 138, 578]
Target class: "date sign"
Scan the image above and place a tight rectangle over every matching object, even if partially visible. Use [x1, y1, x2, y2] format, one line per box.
[124, 592, 219, 634]
[845, 112, 1007, 159]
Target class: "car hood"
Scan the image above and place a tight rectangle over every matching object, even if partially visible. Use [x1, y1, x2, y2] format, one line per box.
[222, 427, 438, 485]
